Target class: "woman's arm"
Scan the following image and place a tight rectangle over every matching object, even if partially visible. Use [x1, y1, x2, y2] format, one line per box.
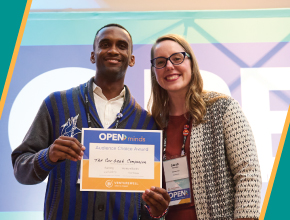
[223, 98, 262, 220]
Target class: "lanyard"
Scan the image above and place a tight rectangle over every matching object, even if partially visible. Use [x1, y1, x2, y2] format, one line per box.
[84, 83, 125, 129]
[83, 83, 142, 215]
[163, 118, 190, 161]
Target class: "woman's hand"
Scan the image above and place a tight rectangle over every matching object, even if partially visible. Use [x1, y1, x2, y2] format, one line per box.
[236, 218, 255, 220]
[142, 186, 171, 217]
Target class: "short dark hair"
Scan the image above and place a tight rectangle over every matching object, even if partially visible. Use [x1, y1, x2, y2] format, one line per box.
[93, 23, 133, 52]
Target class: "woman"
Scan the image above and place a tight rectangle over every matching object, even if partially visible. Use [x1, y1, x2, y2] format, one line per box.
[149, 34, 261, 220]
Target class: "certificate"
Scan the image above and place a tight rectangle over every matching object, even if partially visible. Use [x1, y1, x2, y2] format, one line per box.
[80, 128, 162, 192]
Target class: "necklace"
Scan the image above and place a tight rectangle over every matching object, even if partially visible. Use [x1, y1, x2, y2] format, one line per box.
[163, 116, 190, 160]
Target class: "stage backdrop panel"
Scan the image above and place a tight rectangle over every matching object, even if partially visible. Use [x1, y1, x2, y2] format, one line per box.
[1, 9, 290, 219]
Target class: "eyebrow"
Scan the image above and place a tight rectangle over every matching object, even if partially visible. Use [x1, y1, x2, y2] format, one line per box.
[98, 39, 110, 44]
[118, 40, 129, 46]
[98, 38, 129, 44]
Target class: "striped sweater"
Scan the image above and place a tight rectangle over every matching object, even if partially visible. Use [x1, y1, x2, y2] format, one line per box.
[12, 77, 158, 220]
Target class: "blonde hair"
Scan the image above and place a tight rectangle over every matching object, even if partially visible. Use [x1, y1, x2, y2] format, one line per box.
[149, 34, 207, 129]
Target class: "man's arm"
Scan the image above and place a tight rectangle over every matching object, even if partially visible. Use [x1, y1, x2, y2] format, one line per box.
[11, 101, 55, 184]
[11, 101, 85, 185]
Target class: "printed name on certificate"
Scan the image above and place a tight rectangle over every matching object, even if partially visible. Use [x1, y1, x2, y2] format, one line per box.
[89, 143, 154, 179]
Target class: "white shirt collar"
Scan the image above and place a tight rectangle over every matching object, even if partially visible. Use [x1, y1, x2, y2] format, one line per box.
[93, 83, 126, 101]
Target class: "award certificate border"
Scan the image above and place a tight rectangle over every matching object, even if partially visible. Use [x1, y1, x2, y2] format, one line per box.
[80, 128, 162, 192]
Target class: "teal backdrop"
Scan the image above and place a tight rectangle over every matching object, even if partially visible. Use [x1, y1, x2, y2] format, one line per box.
[0, 1, 26, 109]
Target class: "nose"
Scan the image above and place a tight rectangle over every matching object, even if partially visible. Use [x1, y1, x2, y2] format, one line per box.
[165, 58, 174, 70]
[108, 44, 119, 55]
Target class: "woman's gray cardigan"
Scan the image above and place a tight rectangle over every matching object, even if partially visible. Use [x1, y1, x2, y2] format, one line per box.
[189, 93, 261, 219]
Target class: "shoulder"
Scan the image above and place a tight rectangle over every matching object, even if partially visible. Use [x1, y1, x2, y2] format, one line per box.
[203, 91, 234, 107]
[124, 88, 158, 130]
[41, 81, 87, 121]
[132, 97, 156, 120]
[44, 81, 86, 104]
[202, 91, 242, 118]
[124, 85, 151, 115]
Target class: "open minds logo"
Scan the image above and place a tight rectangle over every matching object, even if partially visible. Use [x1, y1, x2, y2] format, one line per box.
[99, 133, 127, 141]
[99, 133, 145, 142]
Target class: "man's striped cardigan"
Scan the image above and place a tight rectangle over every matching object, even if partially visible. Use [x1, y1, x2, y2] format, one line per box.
[12, 77, 158, 220]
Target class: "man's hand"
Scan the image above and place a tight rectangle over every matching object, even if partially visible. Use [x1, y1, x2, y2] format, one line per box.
[142, 186, 170, 217]
[49, 136, 86, 162]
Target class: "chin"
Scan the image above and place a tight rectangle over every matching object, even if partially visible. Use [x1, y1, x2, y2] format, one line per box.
[167, 86, 189, 94]
[106, 69, 126, 80]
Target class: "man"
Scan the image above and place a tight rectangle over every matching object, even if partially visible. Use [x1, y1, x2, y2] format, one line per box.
[12, 24, 170, 220]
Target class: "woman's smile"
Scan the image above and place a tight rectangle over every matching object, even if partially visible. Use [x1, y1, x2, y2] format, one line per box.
[165, 74, 181, 81]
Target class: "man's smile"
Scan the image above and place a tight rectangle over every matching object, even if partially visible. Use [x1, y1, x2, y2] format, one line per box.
[105, 57, 122, 64]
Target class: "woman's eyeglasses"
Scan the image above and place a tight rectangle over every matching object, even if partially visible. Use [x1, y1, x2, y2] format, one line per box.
[151, 52, 191, 69]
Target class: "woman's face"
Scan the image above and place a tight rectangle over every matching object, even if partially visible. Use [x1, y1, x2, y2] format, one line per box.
[153, 40, 192, 96]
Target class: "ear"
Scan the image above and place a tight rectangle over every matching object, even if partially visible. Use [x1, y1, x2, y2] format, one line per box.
[128, 55, 135, 67]
[90, 52, 95, 64]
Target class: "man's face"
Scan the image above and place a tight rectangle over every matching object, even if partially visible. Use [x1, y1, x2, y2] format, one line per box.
[91, 26, 135, 81]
